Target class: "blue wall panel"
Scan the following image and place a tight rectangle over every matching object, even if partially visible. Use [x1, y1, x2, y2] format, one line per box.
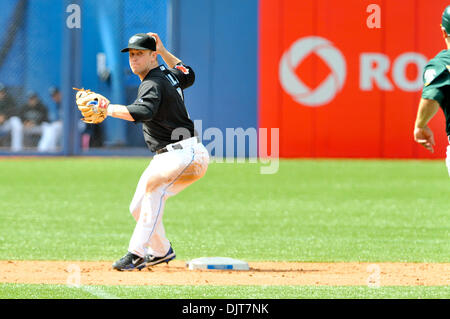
[212, 1, 258, 128]
[25, 0, 63, 120]
[177, 0, 258, 156]
[0, 0, 258, 155]
[177, 0, 213, 128]
[0, 1, 26, 90]
[0, 0, 63, 119]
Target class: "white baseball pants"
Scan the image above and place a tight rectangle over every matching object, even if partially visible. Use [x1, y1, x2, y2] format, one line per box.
[38, 121, 62, 152]
[128, 137, 209, 257]
[0, 116, 23, 151]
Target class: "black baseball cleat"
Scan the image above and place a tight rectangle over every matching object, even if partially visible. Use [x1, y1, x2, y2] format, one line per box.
[144, 246, 176, 267]
[112, 252, 146, 271]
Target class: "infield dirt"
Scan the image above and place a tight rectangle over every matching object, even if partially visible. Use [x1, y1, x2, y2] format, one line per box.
[0, 261, 448, 286]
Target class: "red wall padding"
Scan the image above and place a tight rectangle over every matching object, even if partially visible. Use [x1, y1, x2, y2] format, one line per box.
[259, 0, 449, 158]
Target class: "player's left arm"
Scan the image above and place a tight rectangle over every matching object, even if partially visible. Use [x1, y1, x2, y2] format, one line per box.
[415, 98, 440, 128]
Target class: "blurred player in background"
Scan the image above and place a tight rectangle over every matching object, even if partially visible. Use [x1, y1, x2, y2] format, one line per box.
[0, 83, 23, 151]
[414, 5, 450, 176]
[37, 86, 63, 152]
[18, 91, 49, 149]
[49, 86, 62, 122]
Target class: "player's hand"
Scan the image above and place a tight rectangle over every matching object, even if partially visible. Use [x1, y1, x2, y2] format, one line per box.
[147, 32, 165, 54]
[414, 126, 435, 153]
[73, 88, 109, 124]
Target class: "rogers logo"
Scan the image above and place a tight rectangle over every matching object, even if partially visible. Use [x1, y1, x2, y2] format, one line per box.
[279, 36, 346, 107]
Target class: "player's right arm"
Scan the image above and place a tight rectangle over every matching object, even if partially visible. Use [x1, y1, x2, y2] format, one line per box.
[147, 32, 195, 89]
[414, 62, 449, 152]
[107, 104, 135, 121]
[148, 32, 181, 68]
[414, 98, 440, 153]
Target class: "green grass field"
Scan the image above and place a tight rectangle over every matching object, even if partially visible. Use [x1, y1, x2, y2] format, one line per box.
[0, 158, 449, 298]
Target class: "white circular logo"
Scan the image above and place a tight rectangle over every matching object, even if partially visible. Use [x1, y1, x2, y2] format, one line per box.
[279, 36, 347, 107]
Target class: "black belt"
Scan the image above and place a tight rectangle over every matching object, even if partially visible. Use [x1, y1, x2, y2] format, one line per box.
[156, 143, 183, 154]
[156, 137, 199, 155]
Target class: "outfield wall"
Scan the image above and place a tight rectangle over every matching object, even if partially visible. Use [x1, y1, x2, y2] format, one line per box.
[0, 1, 448, 158]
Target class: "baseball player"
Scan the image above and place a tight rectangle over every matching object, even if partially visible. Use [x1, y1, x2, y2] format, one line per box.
[74, 33, 209, 270]
[414, 5, 450, 175]
[0, 83, 23, 151]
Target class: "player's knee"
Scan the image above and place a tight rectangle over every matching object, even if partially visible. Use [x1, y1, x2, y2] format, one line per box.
[129, 202, 138, 214]
[130, 206, 140, 221]
[145, 173, 170, 193]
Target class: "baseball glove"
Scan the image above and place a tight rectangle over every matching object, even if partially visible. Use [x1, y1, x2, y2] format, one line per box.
[73, 88, 110, 124]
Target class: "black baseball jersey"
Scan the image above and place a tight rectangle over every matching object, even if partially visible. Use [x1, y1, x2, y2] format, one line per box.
[421, 50, 450, 136]
[0, 93, 17, 119]
[19, 101, 49, 125]
[126, 63, 196, 152]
